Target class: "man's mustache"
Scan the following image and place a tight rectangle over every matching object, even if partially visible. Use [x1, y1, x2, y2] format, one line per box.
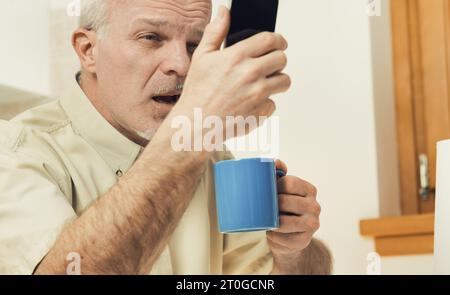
[153, 84, 184, 96]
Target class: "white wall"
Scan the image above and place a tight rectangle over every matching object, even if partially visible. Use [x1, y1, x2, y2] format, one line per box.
[274, 0, 380, 275]
[48, 0, 80, 98]
[0, 0, 51, 96]
[370, 0, 401, 217]
[381, 255, 434, 275]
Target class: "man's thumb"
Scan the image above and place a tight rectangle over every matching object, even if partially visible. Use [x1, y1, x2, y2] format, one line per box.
[196, 6, 230, 55]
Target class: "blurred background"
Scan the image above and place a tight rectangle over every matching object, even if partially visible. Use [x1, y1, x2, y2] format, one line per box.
[2, 0, 448, 274]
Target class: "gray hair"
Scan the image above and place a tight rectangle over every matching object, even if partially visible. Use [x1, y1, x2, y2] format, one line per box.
[79, 0, 110, 37]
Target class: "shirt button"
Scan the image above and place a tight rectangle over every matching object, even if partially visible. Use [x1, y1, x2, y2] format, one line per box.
[116, 169, 123, 177]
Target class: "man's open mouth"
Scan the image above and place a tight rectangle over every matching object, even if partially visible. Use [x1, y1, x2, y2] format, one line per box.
[152, 94, 181, 105]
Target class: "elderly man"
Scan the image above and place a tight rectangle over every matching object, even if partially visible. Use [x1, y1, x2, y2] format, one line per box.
[0, 0, 331, 275]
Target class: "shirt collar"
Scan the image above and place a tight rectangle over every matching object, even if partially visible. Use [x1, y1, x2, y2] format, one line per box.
[59, 76, 143, 175]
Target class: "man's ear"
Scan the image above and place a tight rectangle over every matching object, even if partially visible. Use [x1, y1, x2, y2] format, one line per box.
[72, 29, 98, 74]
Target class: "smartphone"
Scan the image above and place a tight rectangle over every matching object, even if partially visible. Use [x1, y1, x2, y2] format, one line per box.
[225, 0, 279, 48]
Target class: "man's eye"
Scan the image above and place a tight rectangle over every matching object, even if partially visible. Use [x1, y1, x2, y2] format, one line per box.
[141, 34, 162, 42]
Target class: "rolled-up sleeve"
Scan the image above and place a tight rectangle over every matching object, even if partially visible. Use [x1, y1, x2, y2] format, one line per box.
[222, 231, 273, 275]
[0, 145, 76, 274]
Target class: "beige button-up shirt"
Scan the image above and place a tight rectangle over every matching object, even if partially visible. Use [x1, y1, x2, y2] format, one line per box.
[0, 78, 273, 275]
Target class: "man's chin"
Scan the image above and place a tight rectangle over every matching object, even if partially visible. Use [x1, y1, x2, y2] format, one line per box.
[133, 122, 164, 146]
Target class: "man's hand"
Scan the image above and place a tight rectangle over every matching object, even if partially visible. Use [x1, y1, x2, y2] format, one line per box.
[173, 6, 291, 139]
[267, 160, 331, 275]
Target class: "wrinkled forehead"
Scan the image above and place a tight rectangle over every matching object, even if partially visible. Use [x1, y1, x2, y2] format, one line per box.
[110, 0, 213, 31]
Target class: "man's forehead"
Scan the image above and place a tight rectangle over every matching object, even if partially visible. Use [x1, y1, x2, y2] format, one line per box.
[112, 0, 212, 31]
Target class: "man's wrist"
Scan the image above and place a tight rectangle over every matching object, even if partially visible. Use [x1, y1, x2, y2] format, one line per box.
[270, 239, 333, 275]
[271, 250, 305, 275]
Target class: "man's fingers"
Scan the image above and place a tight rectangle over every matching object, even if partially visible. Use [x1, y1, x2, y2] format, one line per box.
[277, 176, 317, 197]
[263, 73, 292, 96]
[251, 98, 277, 118]
[278, 194, 322, 216]
[273, 215, 320, 234]
[275, 159, 288, 176]
[246, 74, 290, 119]
[254, 50, 288, 77]
[246, 72, 291, 118]
[230, 32, 288, 58]
[195, 6, 230, 55]
[266, 231, 312, 252]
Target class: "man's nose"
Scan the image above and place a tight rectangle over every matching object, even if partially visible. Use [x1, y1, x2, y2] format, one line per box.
[160, 42, 191, 78]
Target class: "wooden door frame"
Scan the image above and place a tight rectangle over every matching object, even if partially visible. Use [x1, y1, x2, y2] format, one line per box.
[391, 0, 421, 214]
[391, 0, 450, 214]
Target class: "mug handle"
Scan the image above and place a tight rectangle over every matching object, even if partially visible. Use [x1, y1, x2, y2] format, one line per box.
[276, 169, 286, 179]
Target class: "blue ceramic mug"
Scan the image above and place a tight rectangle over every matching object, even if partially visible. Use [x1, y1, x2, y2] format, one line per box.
[214, 158, 286, 233]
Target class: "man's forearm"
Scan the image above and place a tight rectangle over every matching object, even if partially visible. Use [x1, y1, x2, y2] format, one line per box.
[270, 239, 333, 275]
[35, 116, 211, 274]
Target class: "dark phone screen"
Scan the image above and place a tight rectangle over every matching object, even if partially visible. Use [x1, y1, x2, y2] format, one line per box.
[225, 0, 279, 47]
